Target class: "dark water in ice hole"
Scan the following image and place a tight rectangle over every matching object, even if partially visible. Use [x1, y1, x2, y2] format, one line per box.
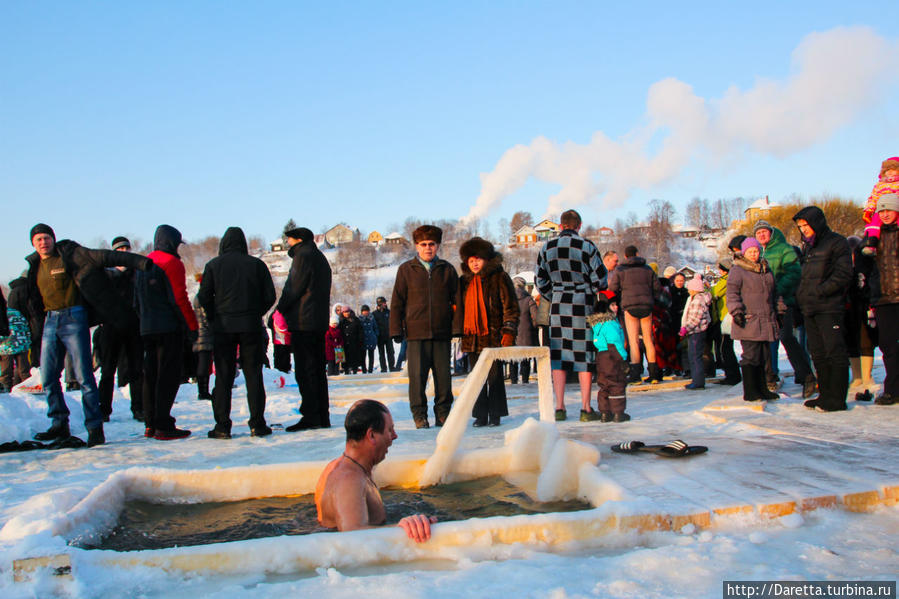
[73, 476, 592, 552]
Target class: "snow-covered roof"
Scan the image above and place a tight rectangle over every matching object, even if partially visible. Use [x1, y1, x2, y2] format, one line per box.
[384, 232, 404, 240]
[745, 196, 777, 211]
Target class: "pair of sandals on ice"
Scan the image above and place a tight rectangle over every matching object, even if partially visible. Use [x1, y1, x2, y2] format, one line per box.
[610, 439, 708, 458]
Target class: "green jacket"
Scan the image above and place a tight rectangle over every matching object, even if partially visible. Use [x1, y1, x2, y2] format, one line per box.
[761, 228, 801, 304]
[711, 274, 729, 321]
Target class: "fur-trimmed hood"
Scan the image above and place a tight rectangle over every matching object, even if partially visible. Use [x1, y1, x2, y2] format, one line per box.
[586, 310, 616, 326]
[733, 254, 770, 274]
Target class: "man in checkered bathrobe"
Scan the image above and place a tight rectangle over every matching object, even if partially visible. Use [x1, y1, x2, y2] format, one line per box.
[535, 210, 607, 420]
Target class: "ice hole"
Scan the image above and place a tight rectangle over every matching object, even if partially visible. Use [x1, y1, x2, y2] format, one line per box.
[72, 476, 592, 552]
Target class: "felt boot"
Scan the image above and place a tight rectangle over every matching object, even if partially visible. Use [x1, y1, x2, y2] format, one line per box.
[740, 365, 761, 402]
[849, 357, 862, 390]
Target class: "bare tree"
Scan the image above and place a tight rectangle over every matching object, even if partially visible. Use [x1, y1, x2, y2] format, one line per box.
[685, 197, 704, 228]
[248, 235, 266, 254]
[510, 211, 534, 234]
[498, 218, 510, 243]
[646, 199, 676, 264]
[331, 241, 377, 310]
[180, 235, 221, 277]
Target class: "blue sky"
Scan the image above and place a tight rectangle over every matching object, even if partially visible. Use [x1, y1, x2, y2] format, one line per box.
[2, 1, 897, 282]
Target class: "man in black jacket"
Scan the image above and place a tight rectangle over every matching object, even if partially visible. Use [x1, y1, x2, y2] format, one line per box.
[372, 296, 396, 373]
[198, 227, 276, 438]
[25, 224, 151, 446]
[96, 236, 145, 423]
[277, 227, 332, 431]
[792, 206, 852, 412]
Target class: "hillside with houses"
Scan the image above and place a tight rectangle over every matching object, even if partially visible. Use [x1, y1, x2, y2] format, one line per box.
[249, 198, 790, 310]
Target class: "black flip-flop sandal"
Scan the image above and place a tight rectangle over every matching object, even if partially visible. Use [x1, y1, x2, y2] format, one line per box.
[610, 439, 708, 457]
[610, 440, 651, 454]
[650, 439, 708, 457]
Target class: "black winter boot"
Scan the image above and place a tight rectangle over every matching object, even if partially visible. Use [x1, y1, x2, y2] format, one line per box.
[643, 362, 662, 383]
[816, 364, 848, 412]
[627, 363, 643, 384]
[740, 365, 760, 401]
[35, 421, 70, 441]
[756, 365, 779, 400]
[197, 376, 213, 401]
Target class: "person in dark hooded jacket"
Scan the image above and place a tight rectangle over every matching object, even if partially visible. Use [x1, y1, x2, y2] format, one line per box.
[792, 206, 852, 412]
[135, 224, 198, 440]
[277, 226, 332, 431]
[95, 236, 145, 423]
[199, 227, 276, 438]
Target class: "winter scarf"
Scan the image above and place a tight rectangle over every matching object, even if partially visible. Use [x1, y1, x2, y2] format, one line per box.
[463, 275, 489, 337]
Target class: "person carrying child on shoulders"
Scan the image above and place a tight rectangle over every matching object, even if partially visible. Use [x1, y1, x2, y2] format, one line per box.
[861, 156, 899, 256]
[587, 291, 629, 422]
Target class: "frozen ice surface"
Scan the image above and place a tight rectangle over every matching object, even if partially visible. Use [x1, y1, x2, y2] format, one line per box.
[0, 352, 896, 597]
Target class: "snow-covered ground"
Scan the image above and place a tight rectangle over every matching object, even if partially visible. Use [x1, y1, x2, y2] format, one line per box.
[0, 349, 896, 598]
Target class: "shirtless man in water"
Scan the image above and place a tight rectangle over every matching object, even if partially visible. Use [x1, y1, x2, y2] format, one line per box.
[315, 399, 436, 542]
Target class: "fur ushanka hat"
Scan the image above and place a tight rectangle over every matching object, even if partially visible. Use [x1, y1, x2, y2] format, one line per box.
[879, 157, 899, 180]
[460, 237, 496, 263]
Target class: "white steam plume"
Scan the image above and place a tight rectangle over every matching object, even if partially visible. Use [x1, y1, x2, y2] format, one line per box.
[462, 26, 897, 223]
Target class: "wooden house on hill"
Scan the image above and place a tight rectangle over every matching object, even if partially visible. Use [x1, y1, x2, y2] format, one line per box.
[325, 224, 355, 247]
[743, 196, 777, 226]
[513, 225, 538, 248]
[384, 232, 408, 247]
[534, 219, 561, 240]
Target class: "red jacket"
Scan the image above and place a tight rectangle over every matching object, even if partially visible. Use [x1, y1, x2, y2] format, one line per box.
[148, 250, 198, 331]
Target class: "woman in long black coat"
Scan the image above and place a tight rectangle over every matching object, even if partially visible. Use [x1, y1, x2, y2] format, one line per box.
[453, 237, 519, 427]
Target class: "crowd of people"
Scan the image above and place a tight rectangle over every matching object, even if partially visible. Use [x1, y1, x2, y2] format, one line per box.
[3, 166, 898, 450]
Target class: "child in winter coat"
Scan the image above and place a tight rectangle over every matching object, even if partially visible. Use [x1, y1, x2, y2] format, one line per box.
[681, 275, 712, 389]
[269, 310, 292, 373]
[0, 302, 31, 391]
[587, 291, 629, 422]
[861, 156, 899, 256]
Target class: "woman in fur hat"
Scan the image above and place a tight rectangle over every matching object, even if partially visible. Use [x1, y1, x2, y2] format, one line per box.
[453, 237, 520, 427]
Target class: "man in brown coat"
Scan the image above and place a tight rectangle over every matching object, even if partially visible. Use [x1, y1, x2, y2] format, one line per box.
[389, 225, 458, 428]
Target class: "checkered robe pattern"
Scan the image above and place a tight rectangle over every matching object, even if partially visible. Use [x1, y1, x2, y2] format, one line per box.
[536, 230, 607, 371]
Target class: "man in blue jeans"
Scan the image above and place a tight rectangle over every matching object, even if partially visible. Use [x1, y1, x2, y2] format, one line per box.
[25, 224, 151, 447]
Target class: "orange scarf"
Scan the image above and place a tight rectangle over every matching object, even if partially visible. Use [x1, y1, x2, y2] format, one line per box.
[463, 275, 489, 337]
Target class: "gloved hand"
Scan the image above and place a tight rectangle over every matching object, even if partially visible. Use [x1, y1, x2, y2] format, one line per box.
[392, 335, 403, 344]
[731, 312, 746, 328]
[678, 327, 688, 337]
[776, 296, 788, 316]
[501, 333, 515, 347]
